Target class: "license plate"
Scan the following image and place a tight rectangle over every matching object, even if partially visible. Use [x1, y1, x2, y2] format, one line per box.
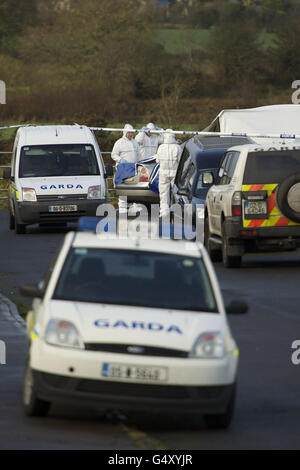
[102, 363, 168, 382]
[244, 200, 267, 215]
[48, 205, 78, 212]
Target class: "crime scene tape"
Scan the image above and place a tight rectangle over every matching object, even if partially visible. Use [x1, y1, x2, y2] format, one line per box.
[1, 123, 300, 141]
[87, 126, 300, 141]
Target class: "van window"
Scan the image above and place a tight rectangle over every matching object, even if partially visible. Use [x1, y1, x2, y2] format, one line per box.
[19, 144, 100, 178]
[244, 150, 300, 184]
[175, 147, 191, 187]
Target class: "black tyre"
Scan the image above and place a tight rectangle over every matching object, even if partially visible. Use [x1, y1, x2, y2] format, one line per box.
[9, 212, 15, 230]
[204, 217, 222, 262]
[276, 173, 300, 223]
[23, 361, 51, 417]
[15, 222, 26, 234]
[204, 384, 236, 429]
[14, 211, 26, 234]
[222, 223, 241, 268]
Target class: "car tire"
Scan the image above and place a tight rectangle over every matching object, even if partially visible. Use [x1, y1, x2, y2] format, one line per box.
[204, 217, 222, 262]
[222, 223, 241, 268]
[276, 172, 300, 223]
[203, 384, 236, 429]
[14, 211, 26, 234]
[23, 360, 51, 417]
[9, 211, 15, 230]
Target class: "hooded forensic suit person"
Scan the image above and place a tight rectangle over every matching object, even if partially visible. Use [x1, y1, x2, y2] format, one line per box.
[135, 122, 164, 159]
[155, 129, 181, 217]
[111, 124, 142, 212]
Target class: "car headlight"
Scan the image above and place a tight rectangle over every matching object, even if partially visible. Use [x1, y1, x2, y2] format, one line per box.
[87, 185, 101, 199]
[22, 188, 37, 202]
[45, 319, 84, 349]
[189, 331, 225, 358]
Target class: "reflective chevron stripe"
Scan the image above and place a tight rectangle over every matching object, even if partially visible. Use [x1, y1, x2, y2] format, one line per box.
[242, 183, 300, 227]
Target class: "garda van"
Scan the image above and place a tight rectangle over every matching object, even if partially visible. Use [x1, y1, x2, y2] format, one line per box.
[4, 125, 113, 234]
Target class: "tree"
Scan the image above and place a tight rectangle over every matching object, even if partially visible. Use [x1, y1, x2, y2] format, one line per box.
[269, 17, 300, 86]
[0, 0, 37, 53]
[207, 20, 263, 91]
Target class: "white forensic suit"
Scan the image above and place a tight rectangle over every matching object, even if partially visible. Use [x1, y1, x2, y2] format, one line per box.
[135, 122, 164, 159]
[155, 130, 181, 216]
[111, 123, 142, 212]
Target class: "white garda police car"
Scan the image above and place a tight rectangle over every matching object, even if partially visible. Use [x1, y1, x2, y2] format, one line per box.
[21, 226, 247, 429]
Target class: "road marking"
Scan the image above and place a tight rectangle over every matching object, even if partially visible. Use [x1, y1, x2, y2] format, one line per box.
[118, 422, 166, 450]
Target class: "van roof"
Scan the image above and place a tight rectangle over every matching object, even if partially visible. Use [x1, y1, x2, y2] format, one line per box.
[16, 125, 94, 146]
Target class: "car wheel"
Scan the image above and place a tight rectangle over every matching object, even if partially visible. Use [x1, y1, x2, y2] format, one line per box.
[9, 211, 15, 230]
[222, 223, 241, 268]
[276, 172, 300, 223]
[203, 384, 236, 429]
[23, 360, 51, 417]
[204, 217, 222, 262]
[14, 212, 26, 234]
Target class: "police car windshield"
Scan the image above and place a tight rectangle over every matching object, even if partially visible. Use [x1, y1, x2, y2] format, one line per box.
[53, 248, 218, 313]
[19, 144, 100, 178]
[244, 150, 300, 184]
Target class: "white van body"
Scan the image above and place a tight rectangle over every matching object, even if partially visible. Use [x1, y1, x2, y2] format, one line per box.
[7, 125, 109, 233]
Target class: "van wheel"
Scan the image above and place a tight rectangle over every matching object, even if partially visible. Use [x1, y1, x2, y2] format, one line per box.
[14, 212, 26, 234]
[204, 385, 236, 429]
[15, 222, 26, 234]
[204, 217, 222, 262]
[23, 361, 51, 417]
[9, 212, 15, 230]
[222, 223, 241, 268]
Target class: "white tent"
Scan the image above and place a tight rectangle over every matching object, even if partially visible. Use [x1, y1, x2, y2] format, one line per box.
[205, 104, 300, 143]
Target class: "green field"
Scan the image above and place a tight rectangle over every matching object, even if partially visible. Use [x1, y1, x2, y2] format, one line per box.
[152, 28, 276, 54]
[152, 29, 211, 54]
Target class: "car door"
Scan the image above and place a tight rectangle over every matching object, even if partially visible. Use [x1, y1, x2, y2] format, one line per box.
[214, 151, 240, 234]
[173, 146, 191, 204]
[207, 153, 230, 234]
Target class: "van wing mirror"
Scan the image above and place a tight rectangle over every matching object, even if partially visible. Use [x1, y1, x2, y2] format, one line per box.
[20, 284, 44, 299]
[202, 172, 214, 185]
[226, 300, 248, 314]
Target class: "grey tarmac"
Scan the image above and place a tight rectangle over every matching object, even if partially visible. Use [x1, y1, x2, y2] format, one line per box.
[0, 210, 300, 449]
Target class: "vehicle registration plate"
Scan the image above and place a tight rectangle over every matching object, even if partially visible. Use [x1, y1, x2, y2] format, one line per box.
[102, 363, 168, 382]
[244, 200, 267, 215]
[48, 205, 78, 212]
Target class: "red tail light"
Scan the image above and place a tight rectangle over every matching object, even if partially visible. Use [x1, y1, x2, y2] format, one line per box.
[232, 206, 242, 216]
[138, 167, 149, 182]
[232, 191, 242, 216]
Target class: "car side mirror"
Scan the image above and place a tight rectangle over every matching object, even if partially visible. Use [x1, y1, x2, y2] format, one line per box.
[20, 284, 44, 299]
[105, 164, 114, 178]
[3, 167, 11, 179]
[226, 300, 248, 314]
[177, 187, 190, 197]
[203, 172, 214, 185]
